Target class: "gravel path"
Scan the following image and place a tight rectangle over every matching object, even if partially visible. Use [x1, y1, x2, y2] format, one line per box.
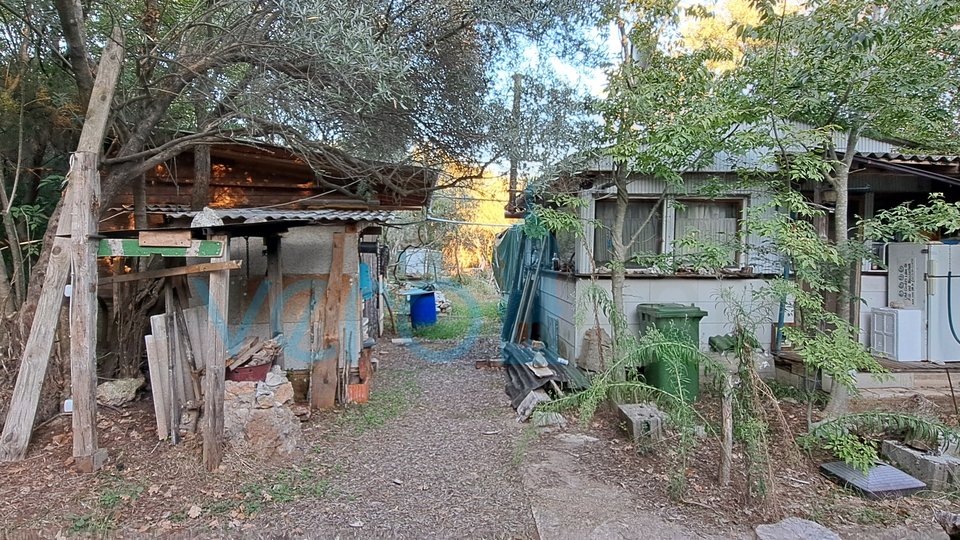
[252, 337, 538, 538]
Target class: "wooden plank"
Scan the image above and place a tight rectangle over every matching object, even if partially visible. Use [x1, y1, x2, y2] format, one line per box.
[226, 337, 262, 371]
[99, 261, 240, 286]
[150, 313, 178, 441]
[0, 236, 70, 460]
[138, 230, 192, 247]
[311, 232, 344, 410]
[98, 239, 223, 258]
[70, 151, 105, 473]
[144, 335, 170, 440]
[203, 233, 230, 471]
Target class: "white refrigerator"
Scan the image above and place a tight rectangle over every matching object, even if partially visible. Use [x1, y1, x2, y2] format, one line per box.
[887, 242, 960, 362]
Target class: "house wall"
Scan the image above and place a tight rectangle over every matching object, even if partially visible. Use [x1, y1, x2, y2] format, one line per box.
[560, 276, 780, 360]
[537, 271, 579, 360]
[220, 225, 362, 371]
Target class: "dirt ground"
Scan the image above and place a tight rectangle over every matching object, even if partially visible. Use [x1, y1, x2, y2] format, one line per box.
[0, 337, 958, 538]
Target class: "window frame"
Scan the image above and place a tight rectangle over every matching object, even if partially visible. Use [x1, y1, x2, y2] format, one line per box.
[590, 195, 748, 270]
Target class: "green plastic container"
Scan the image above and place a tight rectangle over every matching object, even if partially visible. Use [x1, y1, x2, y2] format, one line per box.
[638, 303, 708, 402]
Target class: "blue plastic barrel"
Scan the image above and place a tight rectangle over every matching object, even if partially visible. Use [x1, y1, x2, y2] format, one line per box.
[409, 291, 437, 327]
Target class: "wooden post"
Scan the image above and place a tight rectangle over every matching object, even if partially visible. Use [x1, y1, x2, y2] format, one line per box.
[311, 232, 343, 410]
[719, 372, 733, 486]
[203, 233, 229, 471]
[266, 235, 283, 338]
[70, 151, 107, 473]
[0, 28, 123, 464]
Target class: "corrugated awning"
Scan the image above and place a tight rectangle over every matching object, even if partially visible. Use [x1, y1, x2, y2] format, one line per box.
[858, 152, 960, 164]
[163, 208, 397, 224]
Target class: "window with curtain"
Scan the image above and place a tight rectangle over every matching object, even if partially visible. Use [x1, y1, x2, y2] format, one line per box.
[593, 200, 662, 265]
[673, 200, 741, 266]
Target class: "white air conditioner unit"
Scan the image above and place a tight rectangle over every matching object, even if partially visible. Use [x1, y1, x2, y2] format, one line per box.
[871, 308, 923, 362]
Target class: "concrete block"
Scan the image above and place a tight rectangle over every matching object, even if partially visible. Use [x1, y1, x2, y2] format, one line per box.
[882, 440, 960, 492]
[617, 403, 668, 445]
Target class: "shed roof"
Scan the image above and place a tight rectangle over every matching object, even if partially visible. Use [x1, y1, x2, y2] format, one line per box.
[164, 207, 396, 224]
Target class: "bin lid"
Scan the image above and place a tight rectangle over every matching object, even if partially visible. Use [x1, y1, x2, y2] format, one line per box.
[637, 303, 707, 318]
[401, 288, 435, 297]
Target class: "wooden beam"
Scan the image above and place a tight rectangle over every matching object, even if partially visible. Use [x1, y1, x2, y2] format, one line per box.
[70, 151, 107, 473]
[98, 260, 241, 285]
[0, 237, 70, 460]
[138, 230, 192, 247]
[98, 239, 223, 258]
[202, 233, 229, 471]
[311, 232, 343, 410]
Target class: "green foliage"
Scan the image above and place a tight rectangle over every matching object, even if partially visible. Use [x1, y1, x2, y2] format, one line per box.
[68, 513, 116, 534]
[820, 434, 878, 474]
[801, 412, 960, 473]
[863, 193, 960, 243]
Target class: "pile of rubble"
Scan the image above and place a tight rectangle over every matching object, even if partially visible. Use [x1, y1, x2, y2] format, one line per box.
[223, 367, 304, 458]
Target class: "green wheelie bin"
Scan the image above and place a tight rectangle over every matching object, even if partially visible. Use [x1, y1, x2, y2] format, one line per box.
[637, 303, 707, 402]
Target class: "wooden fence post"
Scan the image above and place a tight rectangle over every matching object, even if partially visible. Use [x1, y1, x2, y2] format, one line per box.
[311, 232, 344, 410]
[70, 151, 107, 473]
[203, 233, 229, 471]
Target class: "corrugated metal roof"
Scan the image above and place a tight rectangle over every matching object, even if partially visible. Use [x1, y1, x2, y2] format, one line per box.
[577, 123, 958, 174]
[857, 152, 960, 164]
[163, 208, 396, 224]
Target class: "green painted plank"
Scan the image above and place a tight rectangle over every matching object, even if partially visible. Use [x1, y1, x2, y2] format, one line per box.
[98, 239, 224, 258]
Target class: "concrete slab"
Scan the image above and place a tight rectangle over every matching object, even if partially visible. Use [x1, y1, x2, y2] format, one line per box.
[521, 430, 748, 540]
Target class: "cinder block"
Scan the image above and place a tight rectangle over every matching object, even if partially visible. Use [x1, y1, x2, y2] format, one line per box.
[617, 403, 668, 446]
[882, 440, 960, 492]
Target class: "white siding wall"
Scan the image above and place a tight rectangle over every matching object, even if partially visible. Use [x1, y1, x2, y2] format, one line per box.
[567, 277, 778, 359]
[538, 272, 579, 360]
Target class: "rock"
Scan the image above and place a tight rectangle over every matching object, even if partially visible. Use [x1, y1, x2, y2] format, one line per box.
[576, 327, 612, 372]
[255, 390, 276, 408]
[224, 379, 302, 459]
[225, 381, 257, 405]
[516, 390, 551, 422]
[240, 406, 302, 457]
[533, 411, 566, 428]
[274, 382, 294, 405]
[755, 517, 840, 540]
[96, 377, 144, 406]
[264, 366, 286, 387]
[190, 207, 223, 227]
[290, 404, 311, 421]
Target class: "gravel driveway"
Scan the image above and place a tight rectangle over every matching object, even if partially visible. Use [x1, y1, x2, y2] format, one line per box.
[252, 337, 538, 539]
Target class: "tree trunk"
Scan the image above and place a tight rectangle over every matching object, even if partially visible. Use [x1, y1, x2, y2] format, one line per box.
[191, 144, 211, 210]
[0, 167, 26, 308]
[823, 128, 860, 418]
[610, 165, 629, 345]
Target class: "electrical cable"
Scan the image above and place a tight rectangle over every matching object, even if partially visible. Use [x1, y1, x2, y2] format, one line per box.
[947, 271, 960, 345]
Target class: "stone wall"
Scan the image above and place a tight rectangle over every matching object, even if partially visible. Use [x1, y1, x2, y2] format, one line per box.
[223, 367, 303, 459]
